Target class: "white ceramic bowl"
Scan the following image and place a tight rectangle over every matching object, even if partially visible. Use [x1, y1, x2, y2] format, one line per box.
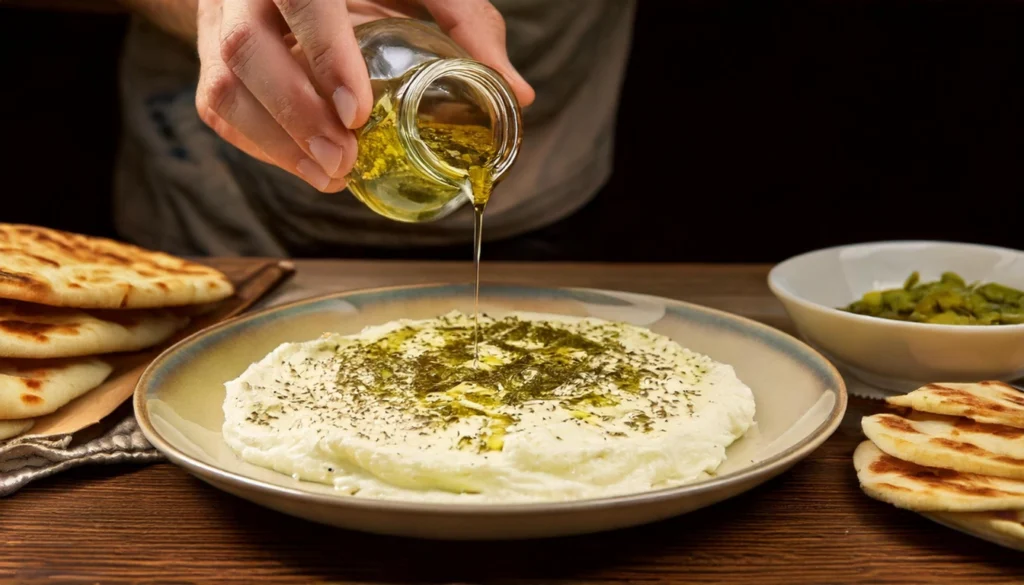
[768, 241, 1024, 392]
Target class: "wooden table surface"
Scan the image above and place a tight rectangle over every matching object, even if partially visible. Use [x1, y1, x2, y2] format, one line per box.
[3, 260, 1023, 584]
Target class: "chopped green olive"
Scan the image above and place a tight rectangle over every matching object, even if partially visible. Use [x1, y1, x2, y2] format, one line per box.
[840, 271, 1024, 325]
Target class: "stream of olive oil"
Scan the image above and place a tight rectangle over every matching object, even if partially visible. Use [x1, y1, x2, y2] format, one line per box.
[467, 167, 494, 367]
[351, 97, 497, 365]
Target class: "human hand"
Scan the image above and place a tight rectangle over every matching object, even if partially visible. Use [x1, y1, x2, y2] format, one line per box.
[194, 0, 535, 192]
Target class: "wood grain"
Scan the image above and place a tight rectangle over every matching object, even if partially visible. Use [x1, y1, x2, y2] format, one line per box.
[2, 260, 1022, 584]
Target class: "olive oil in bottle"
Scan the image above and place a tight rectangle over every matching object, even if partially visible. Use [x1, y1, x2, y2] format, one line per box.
[347, 18, 520, 223]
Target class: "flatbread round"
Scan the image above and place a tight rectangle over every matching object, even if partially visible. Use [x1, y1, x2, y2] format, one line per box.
[0, 358, 113, 420]
[863, 412, 1024, 480]
[0, 224, 234, 309]
[925, 510, 1024, 551]
[0, 418, 33, 441]
[887, 382, 1024, 429]
[853, 440, 1024, 512]
[0, 299, 189, 359]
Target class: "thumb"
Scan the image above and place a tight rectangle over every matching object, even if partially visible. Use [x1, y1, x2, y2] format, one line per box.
[420, 0, 536, 107]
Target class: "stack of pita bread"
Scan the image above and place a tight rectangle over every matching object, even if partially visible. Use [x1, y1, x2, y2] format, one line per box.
[0, 224, 234, 440]
[854, 381, 1024, 550]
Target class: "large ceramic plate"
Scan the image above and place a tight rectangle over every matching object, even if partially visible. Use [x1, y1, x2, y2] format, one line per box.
[135, 284, 847, 540]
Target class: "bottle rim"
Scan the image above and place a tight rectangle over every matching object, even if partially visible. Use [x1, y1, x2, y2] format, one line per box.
[396, 58, 523, 190]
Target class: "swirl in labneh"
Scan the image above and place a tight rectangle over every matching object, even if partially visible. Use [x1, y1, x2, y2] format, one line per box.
[223, 311, 756, 502]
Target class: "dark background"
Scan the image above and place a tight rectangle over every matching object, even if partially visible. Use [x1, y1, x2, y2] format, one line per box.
[2, 1, 1022, 261]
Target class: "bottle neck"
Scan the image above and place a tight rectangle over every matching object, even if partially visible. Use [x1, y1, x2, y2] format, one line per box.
[397, 58, 523, 188]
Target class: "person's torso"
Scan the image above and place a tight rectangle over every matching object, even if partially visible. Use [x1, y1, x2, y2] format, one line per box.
[114, 0, 636, 256]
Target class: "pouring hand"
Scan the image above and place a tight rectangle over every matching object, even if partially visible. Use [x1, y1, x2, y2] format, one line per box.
[194, 0, 534, 192]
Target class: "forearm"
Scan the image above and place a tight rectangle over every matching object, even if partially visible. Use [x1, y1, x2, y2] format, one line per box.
[118, 0, 198, 41]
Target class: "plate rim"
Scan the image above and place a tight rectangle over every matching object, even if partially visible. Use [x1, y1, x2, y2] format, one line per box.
[134, 282, 848, 515]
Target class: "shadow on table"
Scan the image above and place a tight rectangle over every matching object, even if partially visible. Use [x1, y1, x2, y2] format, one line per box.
[216, 480, 772, 583]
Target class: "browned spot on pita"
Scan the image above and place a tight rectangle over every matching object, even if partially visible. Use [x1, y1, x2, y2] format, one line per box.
[20, 394, 42, 405]
[98, 251, 132, 265]
[24, 254, 59, 268]
[876, 482, 911, 492]
[26, 230, 77, 256]
[925, 383, 1015, 412]
[134, 258, 212, 277]
[22, 379, 41, 390]
[966, 381, 1024, 406]
[868, 453, 921, 475]
[36, 255, 60, 268]
[996, 386, 1024, 406]
[953, 418, 1024, 439]
[0, 249, 60, 268]
[929, 437, 987, 456]
[869, 452, 1019, 498]
[0, 269, 45, 290]
[878, 414, 920, 434]
[68, 282, 82, 289]
[927, 438, 1024, 467]
[0, 319, 79, 342]
[156, 282, 170, 291]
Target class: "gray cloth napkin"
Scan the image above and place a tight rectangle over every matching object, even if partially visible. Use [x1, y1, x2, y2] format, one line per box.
[0, 416, 162, 497]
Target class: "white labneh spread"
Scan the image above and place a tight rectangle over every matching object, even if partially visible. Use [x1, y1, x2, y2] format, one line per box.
[223, 311, 756, 503]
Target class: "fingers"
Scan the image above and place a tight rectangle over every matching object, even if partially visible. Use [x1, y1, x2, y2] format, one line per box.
[272, 0, 374, 129]
[195, 0, 347, 191]
[195, 0, 531, 194]
[420, 0, 535, 107]
[217, 0, 357, 179]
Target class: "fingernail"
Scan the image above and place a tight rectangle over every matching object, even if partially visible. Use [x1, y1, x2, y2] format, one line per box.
[296, 158, 331, 191]
[307, 136, 342, 175]
[333, 86, 358, 129]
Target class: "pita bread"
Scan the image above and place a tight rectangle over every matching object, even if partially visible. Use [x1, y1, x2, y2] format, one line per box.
[0, 358, 112, 419]
[863, 412, 1024, 480]
[0, 418, 33, 440]
[853, 440, 1024, 512]
[925, 510, 1024, 551]
[0, 224, 234, 309]
[887, 382, 1024, 429]
[0, 299, 189, 359]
